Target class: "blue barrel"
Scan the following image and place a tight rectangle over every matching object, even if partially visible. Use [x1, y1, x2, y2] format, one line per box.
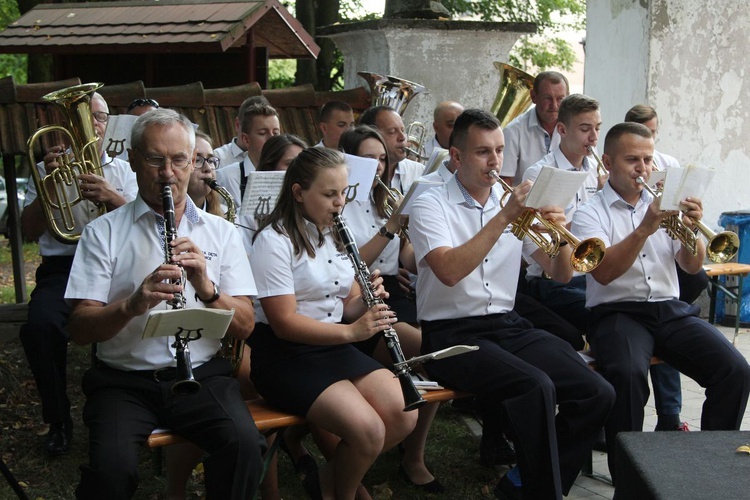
[714, 210, 750, 324]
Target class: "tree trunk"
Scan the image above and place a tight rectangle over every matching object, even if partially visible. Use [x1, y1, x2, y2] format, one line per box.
[295, 0, 340, 90]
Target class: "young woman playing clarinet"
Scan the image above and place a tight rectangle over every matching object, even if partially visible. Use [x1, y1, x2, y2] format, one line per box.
[248, 147, 417, 499]
[339, 125, 444, 493]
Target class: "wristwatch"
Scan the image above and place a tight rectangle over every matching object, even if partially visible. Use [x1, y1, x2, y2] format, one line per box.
[379, 226, 395, 240]
[198, 281, 221, 304]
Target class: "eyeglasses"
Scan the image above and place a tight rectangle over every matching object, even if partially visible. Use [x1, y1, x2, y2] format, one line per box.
[127, 98, 160, 112]
[195, 155, 220, 170]
[92, 111, 110, 123]
[133, 149, 192, 169]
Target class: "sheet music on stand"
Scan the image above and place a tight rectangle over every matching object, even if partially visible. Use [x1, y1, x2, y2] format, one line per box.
[239, 171, 285, 218]
[343, 154, 378, 203]
[524, 165, 589, 209]
[103, 114, 138, 160]
[659, 164, 715, 211]
[142, 308, 235, 340]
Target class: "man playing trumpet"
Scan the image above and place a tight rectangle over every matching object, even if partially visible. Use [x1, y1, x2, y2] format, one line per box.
[410, 109, 615, 500]
[571, 122, 750, 483]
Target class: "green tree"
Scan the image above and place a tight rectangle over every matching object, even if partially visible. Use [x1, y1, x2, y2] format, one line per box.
[441, 0, 585, 72]
[0, 0, 26, 83]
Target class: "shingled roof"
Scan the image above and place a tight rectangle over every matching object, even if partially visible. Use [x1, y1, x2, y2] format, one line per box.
[0, 0, 319, 58]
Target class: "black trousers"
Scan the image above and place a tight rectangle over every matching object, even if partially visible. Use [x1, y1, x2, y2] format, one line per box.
[19, 256, 74, 424]
[75, 358, 265, 500]
[588, 299, 750, 482]
[422, 311, 614, 499]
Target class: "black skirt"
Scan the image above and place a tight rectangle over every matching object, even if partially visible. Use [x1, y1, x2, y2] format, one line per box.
[248, 322, 384, 416]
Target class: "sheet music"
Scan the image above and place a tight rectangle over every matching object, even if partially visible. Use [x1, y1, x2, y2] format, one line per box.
[142, 308, 235, 340]
[103, 114, 138, 160]
[398, 179, 444, 216]
[660, 164, 715, 211]
[239, 171, 285, 217]
[423, 148, 449, 176]
[343, 154, 378, 203]
[524, 166, 589, 209]
[647, 170, 667, 189]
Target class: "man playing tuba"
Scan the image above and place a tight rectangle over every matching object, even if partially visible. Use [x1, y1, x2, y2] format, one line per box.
[20, 90, 137, 457]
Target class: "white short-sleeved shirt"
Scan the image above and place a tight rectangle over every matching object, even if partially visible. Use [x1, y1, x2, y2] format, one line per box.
[250, 222, 353, 324]
[24, 155, 138, 256]
[392, 158, 425, 194]
[410, 176, 538, 321]
[422, 135, 442, 159]
[500, 107, 561, 185]
[522, 148, 598, 279]
[342, 199, 401, 276]
[214, 138, 245, 169]
[571, 182, 681, 308]
[421, 160, 453, 184]
[653, 150, 680, 171]
[215, 154, 255, 208]
[65, 195, 256, 370]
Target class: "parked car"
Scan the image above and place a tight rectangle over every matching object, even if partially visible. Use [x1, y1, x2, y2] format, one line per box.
[0, 176, 29, 237]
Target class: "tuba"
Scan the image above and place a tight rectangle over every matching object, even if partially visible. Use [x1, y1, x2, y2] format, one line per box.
[358, 71, 428, 116]
[491, 63, 535, 128]
[26, 82, 106, 244]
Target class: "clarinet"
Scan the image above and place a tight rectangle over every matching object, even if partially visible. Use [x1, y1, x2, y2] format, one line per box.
[332, 212, 426, 411]
[161, 184, 201, 395]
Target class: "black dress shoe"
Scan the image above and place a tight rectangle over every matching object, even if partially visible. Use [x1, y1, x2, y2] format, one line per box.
[44, 418, 72, 457]
[302, 469, 322, 500]
[480, 433, 516, 466]
[494, 475, 522, 500]
[399, 464, 446, 494]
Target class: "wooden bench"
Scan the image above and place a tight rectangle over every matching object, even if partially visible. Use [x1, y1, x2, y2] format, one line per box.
[146, 387, 468, 499]
[703, 262, 750, 344]
[146, 387, 467, 449]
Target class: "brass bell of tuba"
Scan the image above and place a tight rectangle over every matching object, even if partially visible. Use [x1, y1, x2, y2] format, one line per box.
[491, 62, 535, 128]
[26, 82, 106, 244]
[358, 71, 428, 116]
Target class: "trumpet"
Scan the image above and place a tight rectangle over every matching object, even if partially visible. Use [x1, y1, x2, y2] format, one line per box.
[636, 177, 739, 263]
[489, 170, 606, 273]
[587, 146, 608, 177]
[162, 184, 201, 395]
[405, 121, 429, 162]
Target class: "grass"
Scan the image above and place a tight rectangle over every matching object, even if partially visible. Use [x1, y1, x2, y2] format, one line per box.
[0, 335, 494, 499]
[0, 242, 497, 498]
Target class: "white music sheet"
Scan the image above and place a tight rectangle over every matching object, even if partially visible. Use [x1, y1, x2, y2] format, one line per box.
[659, 165, 715, 211]
[103, 114, 138, 160]
[524, 166, 589, 209]
[142, 308, 235, 340]
[343, 154, 378, 203]
[239, 171, 285, 217]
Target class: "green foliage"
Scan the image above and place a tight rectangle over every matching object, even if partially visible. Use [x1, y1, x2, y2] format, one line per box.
[0, 0, 26, 83]
[441, 0, 585, 72]
[268, 59, 297, 89]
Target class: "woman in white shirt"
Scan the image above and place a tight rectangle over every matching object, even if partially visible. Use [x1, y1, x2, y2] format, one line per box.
[339, 126, 444, 493]
[248, 147, 417, 499]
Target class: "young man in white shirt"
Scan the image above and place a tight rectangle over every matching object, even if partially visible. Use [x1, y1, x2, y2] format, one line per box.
[65, 109, 264, 499]
[214, 95, 271, 168]
[571, 122, 750, 482]
[522, 93, 602, 348]
[500, 71, 569, 186]
[411, 108, 614, 500]
[315, 100, 355, 148]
